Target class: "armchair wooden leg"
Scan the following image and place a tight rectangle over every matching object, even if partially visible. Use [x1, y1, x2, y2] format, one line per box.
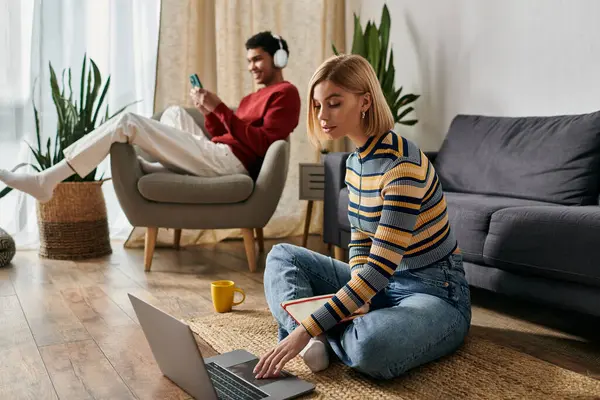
[255, 228, 264, 253]
[241, 228, 257, 272]
[334, 246, 344, 261]
[174, 229, 182, 250]
[145, 227, 158, 271]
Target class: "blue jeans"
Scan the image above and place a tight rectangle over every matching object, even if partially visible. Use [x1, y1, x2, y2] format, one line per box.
[264, 243, 472, 380]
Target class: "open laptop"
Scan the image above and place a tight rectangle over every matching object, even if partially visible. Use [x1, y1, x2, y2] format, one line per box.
[128, 294, 315, 400]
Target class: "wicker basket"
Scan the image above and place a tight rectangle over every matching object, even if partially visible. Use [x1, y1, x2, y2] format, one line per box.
[36, 181, 112, 260]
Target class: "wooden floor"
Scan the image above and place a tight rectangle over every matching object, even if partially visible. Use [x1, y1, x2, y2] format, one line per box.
[1, 235, 598, 399]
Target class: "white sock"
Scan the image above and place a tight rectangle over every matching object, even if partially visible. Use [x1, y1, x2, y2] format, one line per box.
[137, 156, 170, 174]
[0, 159, 74, 203]
[299, 334, 329, 372]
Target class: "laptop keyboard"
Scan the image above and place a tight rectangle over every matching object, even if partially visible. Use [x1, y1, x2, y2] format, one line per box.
[205, 362, 268, 400]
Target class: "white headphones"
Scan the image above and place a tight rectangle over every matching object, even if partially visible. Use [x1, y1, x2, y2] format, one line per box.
[271, 33, 288, 69]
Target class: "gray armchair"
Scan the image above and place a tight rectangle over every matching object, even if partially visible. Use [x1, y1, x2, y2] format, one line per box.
[110, 107, 290, 272]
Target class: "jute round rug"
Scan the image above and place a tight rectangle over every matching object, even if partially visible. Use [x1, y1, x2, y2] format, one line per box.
[186, 310, 600, 400]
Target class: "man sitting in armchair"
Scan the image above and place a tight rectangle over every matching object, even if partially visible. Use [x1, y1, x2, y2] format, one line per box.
[0, 31, 301, 203]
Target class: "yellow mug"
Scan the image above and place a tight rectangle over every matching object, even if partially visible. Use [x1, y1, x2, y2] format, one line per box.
[211, 280, 246, 313]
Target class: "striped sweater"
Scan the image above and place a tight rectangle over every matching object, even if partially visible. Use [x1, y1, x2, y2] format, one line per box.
[301, 130, 459, 337]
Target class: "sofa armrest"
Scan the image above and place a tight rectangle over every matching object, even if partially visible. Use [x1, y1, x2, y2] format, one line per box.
[424, 151, 438, 164]
[323, 152, 351, 246]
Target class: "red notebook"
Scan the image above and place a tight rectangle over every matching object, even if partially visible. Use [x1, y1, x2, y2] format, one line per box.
[280, 294, 368, 324]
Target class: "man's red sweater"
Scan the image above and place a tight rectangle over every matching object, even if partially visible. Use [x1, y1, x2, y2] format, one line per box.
[204, 81, 301, 179]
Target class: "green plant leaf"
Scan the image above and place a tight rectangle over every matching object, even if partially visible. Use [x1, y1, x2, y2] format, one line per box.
[60, 68, 67, 98]
[366, 23, 380, 75]
[53, 124, 61, 164]
[382, 52, 396, 96]
[14, 162, 40, 173]
[54, 96, 72, 163]
[32, 89, 41, 155]
[390, 86, 403, 107]
[396, 106, 415, 122]
[67, 67, 73, 103]
[332, 44, 339, 56]
[26, 142, 46, 171]
[82, 62, 93, 130]
[58, 100, 79, 161]
[92, 76, 110, 127]
[14, 162, 37, 172]
[378, 4, 391, 79]
[46, 137, 52, 167]
[79, 54, 87, 115]
[86, 167, 97, 181]
[86, 59, 102, 131]
[398, 119, 418, 126]
[396, 94, 420, 108]
[56, 97, 74, 159]
[364, 21, 372, 56]
[351, 14, 366, 57]
[0, 187, 13, 199]
[106, 100, 142, 121]
[103, 104, 110, 124]
[49, 63, 66, 129]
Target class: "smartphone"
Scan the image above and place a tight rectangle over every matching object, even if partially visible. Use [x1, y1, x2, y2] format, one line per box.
[189, 73, 203, 89]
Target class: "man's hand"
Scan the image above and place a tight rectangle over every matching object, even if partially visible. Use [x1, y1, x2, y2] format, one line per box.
[189, 87, 223, 114]
[253, 325, 312, 379]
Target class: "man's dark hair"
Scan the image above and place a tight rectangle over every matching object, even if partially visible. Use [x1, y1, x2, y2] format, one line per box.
[245, 31, 289, 58]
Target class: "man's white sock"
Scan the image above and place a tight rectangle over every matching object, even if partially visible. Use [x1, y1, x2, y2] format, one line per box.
[0, 159, 75, 203]
[299, 334, 329, 372]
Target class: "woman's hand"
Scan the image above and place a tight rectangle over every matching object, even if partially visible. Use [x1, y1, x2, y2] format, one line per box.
[254, 325, 312, 379]
[189, 88, 223, 114]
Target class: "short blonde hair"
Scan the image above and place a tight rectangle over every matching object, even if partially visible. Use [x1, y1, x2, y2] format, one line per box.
[306, 54, 394, 147]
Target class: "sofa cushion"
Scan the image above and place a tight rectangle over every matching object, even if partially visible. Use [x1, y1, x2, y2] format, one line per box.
[435, 111, 600, 205]
[138, 172, 254, 204]
[445, 192, 557, 264]
[483, 206, 600, 287]
[337, 188, 351, 231]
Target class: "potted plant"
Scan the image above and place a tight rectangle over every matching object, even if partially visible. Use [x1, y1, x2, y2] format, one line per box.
[333, 4, 419, 126]
[0, 54, 136, 260]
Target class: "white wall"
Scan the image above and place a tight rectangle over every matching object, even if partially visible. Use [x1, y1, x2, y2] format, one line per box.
[352, 0, 600, 151]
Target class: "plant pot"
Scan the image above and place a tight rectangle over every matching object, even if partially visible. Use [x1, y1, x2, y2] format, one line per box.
[36, 181, 112, 260]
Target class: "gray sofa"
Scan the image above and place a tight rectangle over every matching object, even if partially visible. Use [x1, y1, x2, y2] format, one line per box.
[323, 111, 600, 317]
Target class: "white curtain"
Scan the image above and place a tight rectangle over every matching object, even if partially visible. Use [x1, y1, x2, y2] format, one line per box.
[0, 0, 160, 249]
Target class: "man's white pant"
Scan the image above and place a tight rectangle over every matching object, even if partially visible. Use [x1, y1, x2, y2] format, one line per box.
[63, 105, 247, 178]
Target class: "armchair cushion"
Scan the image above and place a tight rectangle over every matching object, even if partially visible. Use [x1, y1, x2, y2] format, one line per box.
[137, 172, 254, 204]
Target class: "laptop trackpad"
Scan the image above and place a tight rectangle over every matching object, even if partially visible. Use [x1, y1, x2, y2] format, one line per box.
[227, 359, 291, 388]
